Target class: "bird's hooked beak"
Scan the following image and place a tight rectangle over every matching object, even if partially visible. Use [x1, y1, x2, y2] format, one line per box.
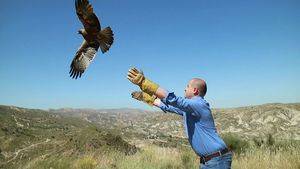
[77, 30, 81, 34]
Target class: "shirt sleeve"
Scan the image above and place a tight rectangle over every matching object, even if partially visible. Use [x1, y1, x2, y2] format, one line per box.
[158, 101, 185, 116]
[161, 92, 193, 110]
[161, 92, 203, 117]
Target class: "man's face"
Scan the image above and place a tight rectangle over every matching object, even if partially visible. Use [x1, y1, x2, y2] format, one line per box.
[184, 80, 196, 98]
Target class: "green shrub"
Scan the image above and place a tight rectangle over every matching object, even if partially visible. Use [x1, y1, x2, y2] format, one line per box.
[253, 137, 264, 147]
[266, 133, 275, 146]
[221, 133, 249, 154]
[74, 156, 97, 169]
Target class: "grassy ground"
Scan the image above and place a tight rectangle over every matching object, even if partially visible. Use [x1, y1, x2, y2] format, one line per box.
[232, 146, 300, 169]
[19, 143, 300, 169]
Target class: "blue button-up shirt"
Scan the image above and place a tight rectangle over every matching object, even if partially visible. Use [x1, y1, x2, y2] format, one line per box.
[159, 92, 227, 156]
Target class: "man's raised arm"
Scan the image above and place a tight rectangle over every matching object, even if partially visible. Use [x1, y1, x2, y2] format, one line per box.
[130, 91, 185, 116]
[127, 67, 194, 111]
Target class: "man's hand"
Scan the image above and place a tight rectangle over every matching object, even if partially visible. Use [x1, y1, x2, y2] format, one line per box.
[127, 67, 159, 95]
[131, 91, 157, 106]
[127, 68, 145, 86]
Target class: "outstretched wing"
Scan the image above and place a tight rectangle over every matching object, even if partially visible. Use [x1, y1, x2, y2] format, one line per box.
[75, 0, 100, 34]
[69, 41, 99, 79]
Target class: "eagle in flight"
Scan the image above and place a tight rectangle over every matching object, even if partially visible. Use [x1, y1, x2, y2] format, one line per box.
[69, 0, 114, 79]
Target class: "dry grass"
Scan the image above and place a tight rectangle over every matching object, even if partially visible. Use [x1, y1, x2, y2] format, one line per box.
[94, 145, 198, 169]
[22, 144, 300, 169]
[232, 146, 300, 169]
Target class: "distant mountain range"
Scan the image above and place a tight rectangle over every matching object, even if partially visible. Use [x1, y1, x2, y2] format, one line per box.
[49, 103, 300, 140]
[49, 107, 150, 115]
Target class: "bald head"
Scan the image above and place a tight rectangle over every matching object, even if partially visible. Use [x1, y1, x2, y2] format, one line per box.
[190, 78, 207, 97]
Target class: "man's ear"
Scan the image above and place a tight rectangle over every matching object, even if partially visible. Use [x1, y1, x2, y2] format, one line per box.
[193, 88, 199, 96]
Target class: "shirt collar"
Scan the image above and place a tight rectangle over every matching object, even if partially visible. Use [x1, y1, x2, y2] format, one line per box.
[191, 95, 203, 100]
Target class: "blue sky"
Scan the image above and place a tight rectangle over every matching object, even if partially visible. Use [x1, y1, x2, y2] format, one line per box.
[0, 0, 299, 110]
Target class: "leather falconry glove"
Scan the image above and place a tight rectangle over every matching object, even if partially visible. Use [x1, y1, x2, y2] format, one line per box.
[127, 67, 159, 95]
[131, 91, 157, 106]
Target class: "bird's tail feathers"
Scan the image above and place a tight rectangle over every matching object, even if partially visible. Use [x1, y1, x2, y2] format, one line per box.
[97, 27, 114, 53]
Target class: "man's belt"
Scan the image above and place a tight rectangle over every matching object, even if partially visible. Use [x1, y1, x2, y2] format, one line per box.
[200, 148, 230, 164]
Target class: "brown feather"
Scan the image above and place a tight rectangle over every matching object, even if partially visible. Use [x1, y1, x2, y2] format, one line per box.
[97, 27, 114, 53]
[75, 0, 100, 34]
[69, 40, 99, 79]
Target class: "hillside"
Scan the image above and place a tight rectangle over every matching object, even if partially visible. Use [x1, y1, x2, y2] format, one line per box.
[51, 103, 300, 141]
[1, 103, 299, 168]
[0, 105, 137, 169]
[213, 103, 300, 140]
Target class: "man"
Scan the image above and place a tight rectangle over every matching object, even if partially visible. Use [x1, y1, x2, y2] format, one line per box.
[127, 67, 232, 169]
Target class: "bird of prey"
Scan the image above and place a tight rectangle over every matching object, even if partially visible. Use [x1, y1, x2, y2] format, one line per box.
[69, 0, 114, 79]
